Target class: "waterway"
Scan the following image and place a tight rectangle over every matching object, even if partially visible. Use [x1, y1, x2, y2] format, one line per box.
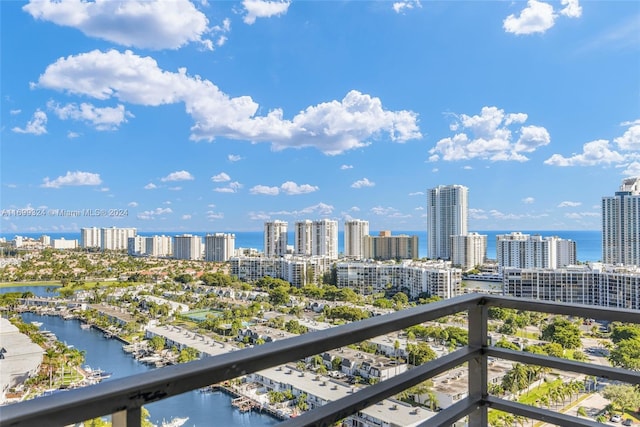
[1, 284, 279, 427]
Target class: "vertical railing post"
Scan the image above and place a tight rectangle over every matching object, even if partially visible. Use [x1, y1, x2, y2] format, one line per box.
[467, 298, 488, 426]
[112, 407, 141, 427]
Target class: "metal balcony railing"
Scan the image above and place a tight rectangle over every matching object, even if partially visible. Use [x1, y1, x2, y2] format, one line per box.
[1, 293, 639, 427]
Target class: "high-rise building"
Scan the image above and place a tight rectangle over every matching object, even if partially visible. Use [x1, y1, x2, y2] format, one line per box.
[362, 231, 419, 260]
[204, 233, 235, 262]
[496, 232, 576, 269]
[81, 227, 101, 248]
[312, 219, 339, 259]
[173, 234, 202, 260]
[344, 220, 370, 259]
[294, 220, 313, 256]
[602, 177, 640, 266]
[451, 232, 487, 270]
[427, 185, 468, 260]
[100, 227, 136, 251]
[264, 220, 288, 257]
[145, 235, 173, 257]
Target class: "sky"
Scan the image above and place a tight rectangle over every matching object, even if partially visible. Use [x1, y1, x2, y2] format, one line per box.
[1, 0, 639, 234]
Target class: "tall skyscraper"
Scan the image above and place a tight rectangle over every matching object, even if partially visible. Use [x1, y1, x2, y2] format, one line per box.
[173, 234, 202, 260]
[312, 219, 339, 259]
[451, 232, 487, 270]
[80, 227, 101, 248]
[602, 177, 640, 266]
[427, 184, 468, 260]
[294, 220, 313, 256]
[204, 233, 235, 262]
[344, 219, 370, 259]
[264, 220, 288, 257]
[100, 227, 136, 251]
[496, 232, 575, 269]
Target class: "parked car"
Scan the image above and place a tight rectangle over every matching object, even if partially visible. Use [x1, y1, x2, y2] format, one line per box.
[622, 419, 633, 426]
[610, 414, 622, 423]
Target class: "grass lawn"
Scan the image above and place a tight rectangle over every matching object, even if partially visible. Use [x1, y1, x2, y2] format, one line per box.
[0, 281, 61, 288]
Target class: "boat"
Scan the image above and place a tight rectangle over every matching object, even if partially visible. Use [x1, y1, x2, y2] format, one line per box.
[80, 323, 91, 330]
[84, 366, 113, 380]
[31, 321, 43, 328]
[158, 416, 189, 427]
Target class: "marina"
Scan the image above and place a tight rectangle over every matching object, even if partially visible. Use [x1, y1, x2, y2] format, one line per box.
[15, 312, 280, 427]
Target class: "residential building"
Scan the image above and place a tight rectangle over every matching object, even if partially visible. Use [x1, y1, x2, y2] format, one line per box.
[344, 219, 369, 259]
[127, 236, 146, 256]
[362, 231, 419, 260]
[100, 227, 136, 251]
[496, 232, 576, 270]
[602, 177, 640, 266]
[294, 220, 313, 256]
[204, 233, 235, 262]
[427, 184, 468, 260]
[503, 264, 640, 310]
[144, 235, 172, 257]
[451, 232, 487, 270]
[80, 227, 101, 248]
[230, 256, 332, 287]
[335, 260, 462, 299]
[311, 219, 339, 259]
[173, 234, 202, 260]
[264, 220, 288, 257]
[52, 238, 77, 250]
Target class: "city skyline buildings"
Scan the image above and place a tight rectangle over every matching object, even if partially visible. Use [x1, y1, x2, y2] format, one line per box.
[427, 184, 469, 260]
[602, 177, 640, 266]
[2, 2, 638, 235]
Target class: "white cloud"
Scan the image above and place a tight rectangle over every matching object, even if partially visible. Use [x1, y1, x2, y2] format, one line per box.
[340, 164, 353, 170]
[614, 124, 640, 151]
[181, 214, 192, 220]
[280, 181, 318, 195]
[560, 0, 582, 18]
[161, 170, 194, 182]
[137, 207, 172, 220]
[128, 201, 138, 207]
[250, 185, 279, 195]
[242, 0, 290, 25]
[370, 206, 402, 217]
[392, 1, 421, 14]
[522, 197, 535, 204]
[503, 0, 556, 35]
[214, 181, 243, 193]
[622, 161, 640, 177]
[429, 106, 550, 162]
[10, 109, 21, 115]
[544, 139, 624, 166]
[12, 110, 47, 135]
[211, 172, 231, 182]
[144, 183, 157, 190]
[565, 212, 599, 219]
[168, 186, 182, 191]
[42, 171, 102, 188]
[36, 50, 421, 155]
[67, 131, 81, 138]
[48, 101, 132, 130]
[409, 191, 424, 196]
[351, 178, 375, 189]
[23, 0, 212, 50]
[558, 201, 581, 207]
[207, 210, 224, 220]
[228, 154, 243, 162]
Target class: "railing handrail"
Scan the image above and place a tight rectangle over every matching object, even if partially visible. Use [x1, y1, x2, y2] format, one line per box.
[1, 293, 637, 427]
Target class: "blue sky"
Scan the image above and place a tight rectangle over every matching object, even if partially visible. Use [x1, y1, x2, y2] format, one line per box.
[1, 0, 639, 234]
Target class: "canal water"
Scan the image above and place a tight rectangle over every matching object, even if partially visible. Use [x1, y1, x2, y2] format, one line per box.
[3, 287, 279, 427]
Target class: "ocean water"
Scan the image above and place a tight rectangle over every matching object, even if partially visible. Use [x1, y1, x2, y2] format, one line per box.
[0, 229, 602, 262]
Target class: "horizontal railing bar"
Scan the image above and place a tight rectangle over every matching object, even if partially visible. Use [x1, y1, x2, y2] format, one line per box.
[487, 347, 640, 384]
[486, 396, 606, 427]
[483, 295, 640, 323]
[416, 396, 482, 427]
[1, 294, 479, 427]
[278, 346, 478, 427]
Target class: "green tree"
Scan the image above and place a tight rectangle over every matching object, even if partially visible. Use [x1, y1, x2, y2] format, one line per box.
[406, 342, 437, 365]
[149, 335, 166, 352]
[609, 338, 640, 371]
[540, 318, 582, 349]
[601, 384, 640, 414]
